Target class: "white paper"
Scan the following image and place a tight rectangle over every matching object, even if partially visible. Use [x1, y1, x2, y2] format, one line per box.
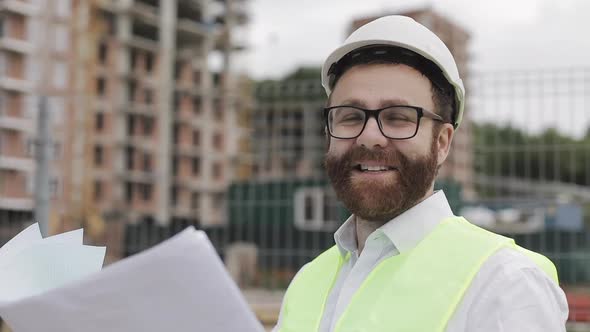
[43, 228, 84, 245]
[0, 223, 102, 303]
[0, 227, 265, 332]
[0, 224, 83, 262]
[0, 242, 106, 302]
[0, 223, 42, 260]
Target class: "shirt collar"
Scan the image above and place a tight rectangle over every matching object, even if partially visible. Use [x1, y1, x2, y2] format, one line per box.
[333, 190, 455, 257]
[334, 214, 358, 257]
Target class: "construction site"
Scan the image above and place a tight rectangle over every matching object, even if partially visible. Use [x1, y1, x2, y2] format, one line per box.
[0, 1, 589, 331]
[0, 0, 249, 262]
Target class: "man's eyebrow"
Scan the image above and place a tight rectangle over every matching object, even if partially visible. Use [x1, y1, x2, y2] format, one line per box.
[334, 98, 412, 108]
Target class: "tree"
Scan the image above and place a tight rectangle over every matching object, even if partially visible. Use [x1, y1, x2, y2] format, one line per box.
[473, 123, 589, 186]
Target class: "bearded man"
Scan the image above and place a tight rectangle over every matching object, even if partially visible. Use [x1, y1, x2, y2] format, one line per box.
[272, 15, 568, 332]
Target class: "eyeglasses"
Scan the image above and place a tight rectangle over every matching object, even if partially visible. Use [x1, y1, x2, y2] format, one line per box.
[324, 105, 444, 140]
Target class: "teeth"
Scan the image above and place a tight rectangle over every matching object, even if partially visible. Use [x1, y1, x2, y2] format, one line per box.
[360, 165, 390, 171]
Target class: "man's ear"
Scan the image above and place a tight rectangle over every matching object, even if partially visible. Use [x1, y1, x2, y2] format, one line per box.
[436, 123, 454, 166]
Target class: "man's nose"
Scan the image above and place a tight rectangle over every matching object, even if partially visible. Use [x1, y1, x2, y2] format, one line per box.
[356, 117, 388, 148]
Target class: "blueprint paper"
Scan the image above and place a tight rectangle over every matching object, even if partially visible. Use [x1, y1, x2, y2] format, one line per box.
[43, 228, 84, 245]
[0, 224, 84, 262]
[0, 223, 42, 260]
[0, 227, 264, 332]
[0, 223, 105, 320]
[0, 242, 106, 302]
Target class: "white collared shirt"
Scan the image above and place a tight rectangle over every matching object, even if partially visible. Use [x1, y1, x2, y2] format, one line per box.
[274, 191, 569, 332]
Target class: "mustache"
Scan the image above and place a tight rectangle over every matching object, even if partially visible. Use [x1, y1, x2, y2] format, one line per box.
[326, 145, 406, 169]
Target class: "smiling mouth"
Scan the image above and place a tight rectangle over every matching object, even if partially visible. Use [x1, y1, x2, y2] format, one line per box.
[354, 164, 398, 172]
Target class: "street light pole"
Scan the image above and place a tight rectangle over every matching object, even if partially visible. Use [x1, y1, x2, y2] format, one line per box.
[33, 96, 51, 237]
[32, 0, 55, 237]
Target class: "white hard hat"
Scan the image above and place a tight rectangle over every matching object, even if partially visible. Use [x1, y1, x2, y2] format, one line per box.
[321, 15, 465, 128]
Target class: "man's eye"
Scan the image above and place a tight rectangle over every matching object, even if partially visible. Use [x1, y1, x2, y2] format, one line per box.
[336, 116, 363, 125]
[342, 114, 363, 121]
[383, 114, 414, 123]
[385, 115, 408, 121]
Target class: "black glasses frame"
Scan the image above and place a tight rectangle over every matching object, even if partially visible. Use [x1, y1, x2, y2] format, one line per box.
[323, 105, 445, 140]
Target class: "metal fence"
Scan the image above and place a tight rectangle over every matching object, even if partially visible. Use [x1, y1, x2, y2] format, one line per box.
[469, 68, 590, 324]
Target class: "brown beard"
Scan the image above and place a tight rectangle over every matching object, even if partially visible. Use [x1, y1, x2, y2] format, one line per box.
[325, 138, 439, 223]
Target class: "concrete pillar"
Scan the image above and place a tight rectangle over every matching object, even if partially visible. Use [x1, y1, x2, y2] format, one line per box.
[155, 0, 177, 225]
[114, 2, 132, 206]
[70, 0, 90, 224]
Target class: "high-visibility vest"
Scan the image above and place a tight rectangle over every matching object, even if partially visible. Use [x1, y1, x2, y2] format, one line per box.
[277, 217, 558, 332]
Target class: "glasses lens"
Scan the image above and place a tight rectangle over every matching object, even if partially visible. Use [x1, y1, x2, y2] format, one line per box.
[379, 107, 419, 139]
[328, 107, 365, 138]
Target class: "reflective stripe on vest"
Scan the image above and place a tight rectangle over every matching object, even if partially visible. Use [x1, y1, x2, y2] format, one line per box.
[278, 217, 558, 332]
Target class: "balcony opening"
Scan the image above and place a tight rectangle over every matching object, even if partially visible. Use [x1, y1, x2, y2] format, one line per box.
[95, 113, 105, 131]
[94, 145, 104, 166]
[173, 91, 181, 112]
[172, 124, 180, 144]
[99, 10, 117, 36]
[125, 182, 133, 203]
[136, 0, 159, 9]
[129, 48, 138, 71]
[127, 114, 136, 136]
[94, 180, 103, 201]
[173, 60, 182, 80]
[213, 132, 224, 150]
[98, 42, 108, 64]
[144, 88, 153, 104]
[212, 193, 224, 211]
[141, 183, 152, 201]
[191, 192, 200, 210]
[128, 80, 137, 102]
[132, 20, 158, 42]
[143, 153, 151, 172]
[192, 157, 200, 176]
[170, 186, 178, 206]
[126, 146, 135, 170]
[192, 96, 201, 115]
[193, 71, 201, 86]
[192, 130, 200, 146]
[172, 156, 179, 175]
[213, 98, 223, 121]
[97, 78, 106, 96]
[145, 52, 154, 73]
[143, 117, 153, 136]
[212, 162, 223, 180]
[177, 2, 202, 22]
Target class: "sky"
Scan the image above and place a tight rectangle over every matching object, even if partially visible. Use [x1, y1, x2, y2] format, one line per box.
[235, 0, 590, 79]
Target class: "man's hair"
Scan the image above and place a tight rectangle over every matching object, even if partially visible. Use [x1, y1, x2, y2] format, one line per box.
[326, 45, 455, 125]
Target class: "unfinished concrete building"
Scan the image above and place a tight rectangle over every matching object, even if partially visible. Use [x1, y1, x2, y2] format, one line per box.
[0, 0, 71, 237]
[251, 68, 326, 180]
[46, 0, 249, 260]
[0, 1, 36, 230]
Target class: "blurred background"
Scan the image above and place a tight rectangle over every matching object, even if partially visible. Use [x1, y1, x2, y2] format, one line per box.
[0, 0, 589, 330]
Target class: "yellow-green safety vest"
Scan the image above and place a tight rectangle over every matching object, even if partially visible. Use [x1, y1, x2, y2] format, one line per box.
[278, 217, 558, 332]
